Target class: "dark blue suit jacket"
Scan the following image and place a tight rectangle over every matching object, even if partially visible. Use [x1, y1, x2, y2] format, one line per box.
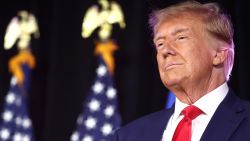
[112, 90, 250, 141]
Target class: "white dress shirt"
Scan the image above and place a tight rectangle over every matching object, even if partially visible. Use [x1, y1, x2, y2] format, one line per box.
[161, 82, 229, 141]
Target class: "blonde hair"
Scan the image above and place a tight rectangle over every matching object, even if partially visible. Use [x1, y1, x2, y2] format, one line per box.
[149, 1, 234, 81]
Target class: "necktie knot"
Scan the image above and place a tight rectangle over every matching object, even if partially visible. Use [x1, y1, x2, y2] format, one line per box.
[172, 105, 203, 141]
[182, 105, 203, 120]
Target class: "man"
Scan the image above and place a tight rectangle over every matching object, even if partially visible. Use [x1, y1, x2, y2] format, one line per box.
[112, 1, 250, 141]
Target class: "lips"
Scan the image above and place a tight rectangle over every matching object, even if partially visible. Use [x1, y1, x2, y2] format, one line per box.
[164, 63, 182, 71]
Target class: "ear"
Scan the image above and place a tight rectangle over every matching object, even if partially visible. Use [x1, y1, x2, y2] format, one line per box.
[213, 48, 228, 66]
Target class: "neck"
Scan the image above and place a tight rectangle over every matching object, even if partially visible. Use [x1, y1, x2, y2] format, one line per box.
[170, 74, 226, 105]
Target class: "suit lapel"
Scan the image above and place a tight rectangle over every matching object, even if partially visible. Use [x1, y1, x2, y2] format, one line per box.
[200, 90, 246, 141]
[145, 106, 174, 141]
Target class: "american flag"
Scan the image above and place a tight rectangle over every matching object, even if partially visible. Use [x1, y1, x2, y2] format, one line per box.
[71, 57, 121, 141]
[165, 91, 175, 109]
[0, 64, 35, 141]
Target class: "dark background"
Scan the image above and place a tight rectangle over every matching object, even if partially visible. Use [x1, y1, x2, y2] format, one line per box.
[0, 0, 250, 140]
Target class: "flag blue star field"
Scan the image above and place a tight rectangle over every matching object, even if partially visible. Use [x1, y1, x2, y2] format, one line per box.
[165, 91, 175, 109]
[0, 64, 35, 141]
[71, 57, 121, 141]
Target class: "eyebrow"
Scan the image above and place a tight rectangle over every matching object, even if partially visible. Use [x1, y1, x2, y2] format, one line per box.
[153, 27, 190, 43]
[171, 27, 190, 36]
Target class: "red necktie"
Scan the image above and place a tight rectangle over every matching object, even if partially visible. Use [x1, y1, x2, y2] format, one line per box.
[172, 105, 203, 141]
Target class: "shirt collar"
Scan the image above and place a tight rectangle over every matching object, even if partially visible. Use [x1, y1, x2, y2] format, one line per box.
[194, 82, 229, 117]
[172, 98, 189, 122]
[172, 82, 229, 121]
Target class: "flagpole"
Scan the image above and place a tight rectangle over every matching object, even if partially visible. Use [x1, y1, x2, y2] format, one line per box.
[71, 0, 125, 140]
[0, 10, 39, 141]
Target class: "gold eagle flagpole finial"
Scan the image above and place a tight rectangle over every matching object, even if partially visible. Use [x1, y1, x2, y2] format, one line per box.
[4, 10, 39, 85]
[81, 0, 126, 74]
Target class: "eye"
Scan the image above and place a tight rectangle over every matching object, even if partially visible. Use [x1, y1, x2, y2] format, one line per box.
[178, 36, 186, 40]
[177, 35, 188, 41]
[156, 42, 164, 48]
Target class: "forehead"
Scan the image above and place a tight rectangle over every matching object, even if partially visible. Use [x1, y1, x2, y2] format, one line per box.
[153, 17, 204, 41]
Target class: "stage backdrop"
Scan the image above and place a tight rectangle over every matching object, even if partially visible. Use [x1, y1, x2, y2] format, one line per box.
[0, 0, 250, 141]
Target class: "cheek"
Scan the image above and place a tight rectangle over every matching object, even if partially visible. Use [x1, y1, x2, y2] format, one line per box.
[180, 49, 202, 73]
[156, 53, 163, 69]
[188, 50, 213, 76]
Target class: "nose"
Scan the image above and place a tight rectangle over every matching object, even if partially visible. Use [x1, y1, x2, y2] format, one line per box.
[158, 43, 176, 59]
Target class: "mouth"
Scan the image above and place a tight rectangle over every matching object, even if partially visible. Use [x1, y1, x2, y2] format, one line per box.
[164, 63, 182, 71]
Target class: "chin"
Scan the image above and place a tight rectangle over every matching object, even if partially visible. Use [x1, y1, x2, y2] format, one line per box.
[162, 77, 183, 89]
[163, 79, 176, 86]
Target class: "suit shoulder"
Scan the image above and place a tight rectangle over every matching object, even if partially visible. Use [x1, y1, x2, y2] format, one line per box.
[126, 109, 169, 127]
[117, 109, 171, 133]
[112, 109, 172, 141]
[242, 99, 250, 112]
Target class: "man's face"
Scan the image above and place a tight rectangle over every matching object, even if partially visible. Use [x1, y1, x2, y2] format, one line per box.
[154, 17, 216, 89]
